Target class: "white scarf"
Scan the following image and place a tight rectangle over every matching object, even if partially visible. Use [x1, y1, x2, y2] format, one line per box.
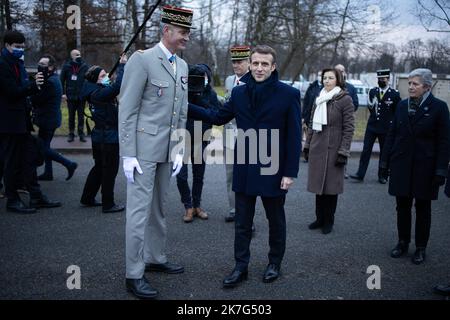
[312, 87, 342, 132]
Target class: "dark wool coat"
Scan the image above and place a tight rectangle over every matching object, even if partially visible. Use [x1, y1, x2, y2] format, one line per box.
[381, 94, 449, 200]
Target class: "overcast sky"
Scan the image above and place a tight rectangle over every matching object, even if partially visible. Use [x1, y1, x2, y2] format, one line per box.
[376, 0, 448, 45]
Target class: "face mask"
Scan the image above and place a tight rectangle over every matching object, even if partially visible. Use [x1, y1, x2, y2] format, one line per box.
[204, 78, 209, 86]
[12, 48, 24, 59]
[101, 76, 111, 86]
[378, 80, 387, 88]
[75, 57, 82, 63]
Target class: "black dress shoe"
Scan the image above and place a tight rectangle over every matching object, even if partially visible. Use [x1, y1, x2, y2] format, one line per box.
[126, 277, 158, 299]
[308, 220, 323, 230]
[225, 211, 235, 222]
[67, 133, 75, 142]
[6, 200, 37, 214]
[145, 262, 184, 274]
[223, 269, 248, 288]
[390, 241, 409, 258]
[434, 284, 450, 296]
[79, 134, 87, 143]
[103, 204, 125, 213]
[30, 196, 62, 209]
[80, 200, 102, 207]
[38, 174, 53, 181]
[378, 177, 387, 184]
[350, 174, 364, 182]
[412, 247, 426, 265]
[66, 162, 78, 181]
[263, 264, 281, 283]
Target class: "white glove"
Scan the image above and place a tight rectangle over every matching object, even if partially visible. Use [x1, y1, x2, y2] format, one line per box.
[171, 154, 183, 177]
[123, 157, 143, 183]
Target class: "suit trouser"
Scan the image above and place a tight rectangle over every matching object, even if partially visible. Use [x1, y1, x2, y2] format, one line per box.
[67, 99, 85, 135]
[234, 192, 286, 271]
[81, 143, 119, 210]
[356, 128, 386, 179]
[396, 196, 432, 248]
[0, 134, 41, 201]
[126, 161, 171, 279]
[224, 146, 235, 213]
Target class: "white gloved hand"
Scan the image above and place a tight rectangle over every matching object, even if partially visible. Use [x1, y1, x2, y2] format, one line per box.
[171, 154, 184, 177]
[123, 157, 143, 183]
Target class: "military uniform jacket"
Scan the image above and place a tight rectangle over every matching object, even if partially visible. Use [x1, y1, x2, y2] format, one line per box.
[367, 87, 401, 134]
[118, 45, 188, 162]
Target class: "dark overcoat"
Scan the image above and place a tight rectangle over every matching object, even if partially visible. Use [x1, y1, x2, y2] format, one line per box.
[381, 94, 449, 200]
[188, 71, 302, 197]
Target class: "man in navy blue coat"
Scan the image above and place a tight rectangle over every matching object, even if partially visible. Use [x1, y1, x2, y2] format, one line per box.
[189, 45, 302, 287]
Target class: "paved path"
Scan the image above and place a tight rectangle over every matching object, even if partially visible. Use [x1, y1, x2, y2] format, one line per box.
[0, 154, 448, 300]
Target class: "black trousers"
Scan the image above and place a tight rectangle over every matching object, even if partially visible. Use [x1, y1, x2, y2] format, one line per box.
[315, 194, 338, 224]
[396, 197, 432, 248]
[81, 143, 119, 210]
[67, 99, 85, 135]
[176, 141, 208, 209]
[356, 128, 386, 179]
[234, 192, 286, 271]
[0, 134, 42, 201]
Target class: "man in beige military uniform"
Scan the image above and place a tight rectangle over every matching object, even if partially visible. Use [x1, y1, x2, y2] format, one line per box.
[118, 5, 195, 299]
[223, 46, 250, 223]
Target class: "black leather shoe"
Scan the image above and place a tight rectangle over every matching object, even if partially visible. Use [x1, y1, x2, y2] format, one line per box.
[6, 200, 37, 214]
[263, 264, 281, 283]
[103, 204, 125, 213]
[67, 133, 75, 143]
[390, 241, 409, 258]
[322, 224, 333, 234]
[308, 220, 323, 230]
[223, 269, 248, 288]
[126, 277, 158, 299]
[350, 174, 364, 182]
[412, 248, 426, 265]
[145, 262, 184, 274]
[434, 284, 450, 296]
[38, 174, 53, 181]
[225, 211, 235, 222]
[66, 162, 78, 181]
[79, 134, 87, 143]
[378, 177, 387, 184]
[80, 200, 102, 207]
[30, 196, 62, 209]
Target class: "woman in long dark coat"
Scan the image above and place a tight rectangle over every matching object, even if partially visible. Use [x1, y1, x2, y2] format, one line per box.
[303, 68, 355, 234]
[380, 68, 449, 265]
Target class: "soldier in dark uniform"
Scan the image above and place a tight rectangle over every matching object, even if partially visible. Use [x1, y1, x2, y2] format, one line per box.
[350, 69, 401, 184]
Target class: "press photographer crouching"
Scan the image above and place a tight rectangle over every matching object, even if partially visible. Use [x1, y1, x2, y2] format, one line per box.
[79, 54, 127, 213]
[31, 54, 78, 181]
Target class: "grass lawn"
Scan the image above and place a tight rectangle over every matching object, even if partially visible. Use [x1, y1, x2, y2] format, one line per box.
[54, 87, 369, 141]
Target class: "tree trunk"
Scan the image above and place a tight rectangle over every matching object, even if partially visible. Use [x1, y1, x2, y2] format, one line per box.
[4, 0, 12, 30]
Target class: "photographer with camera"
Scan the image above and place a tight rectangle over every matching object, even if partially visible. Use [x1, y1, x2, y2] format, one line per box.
[31, 54, 78, 181]
[177, 63, 220, 223]
[0, 31, 61, 213]
[79, 54, 127, 213]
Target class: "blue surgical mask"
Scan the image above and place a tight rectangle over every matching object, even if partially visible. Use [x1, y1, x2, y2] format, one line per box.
[12, 48, 24, 59]
[101, 76, 111, 86]
[204, 78, 209, 86]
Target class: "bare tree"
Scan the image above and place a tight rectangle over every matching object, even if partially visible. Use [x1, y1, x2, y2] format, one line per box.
[416, 0, 450, 33]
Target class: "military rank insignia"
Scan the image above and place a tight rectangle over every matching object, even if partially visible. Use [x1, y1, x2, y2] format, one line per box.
[181, 76, 188, 84]
[157, 87, 163, 97]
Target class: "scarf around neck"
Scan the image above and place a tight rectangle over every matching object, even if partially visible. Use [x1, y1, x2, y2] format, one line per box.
[312, 87, 342, 132]
[246, 70, 279, 112]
